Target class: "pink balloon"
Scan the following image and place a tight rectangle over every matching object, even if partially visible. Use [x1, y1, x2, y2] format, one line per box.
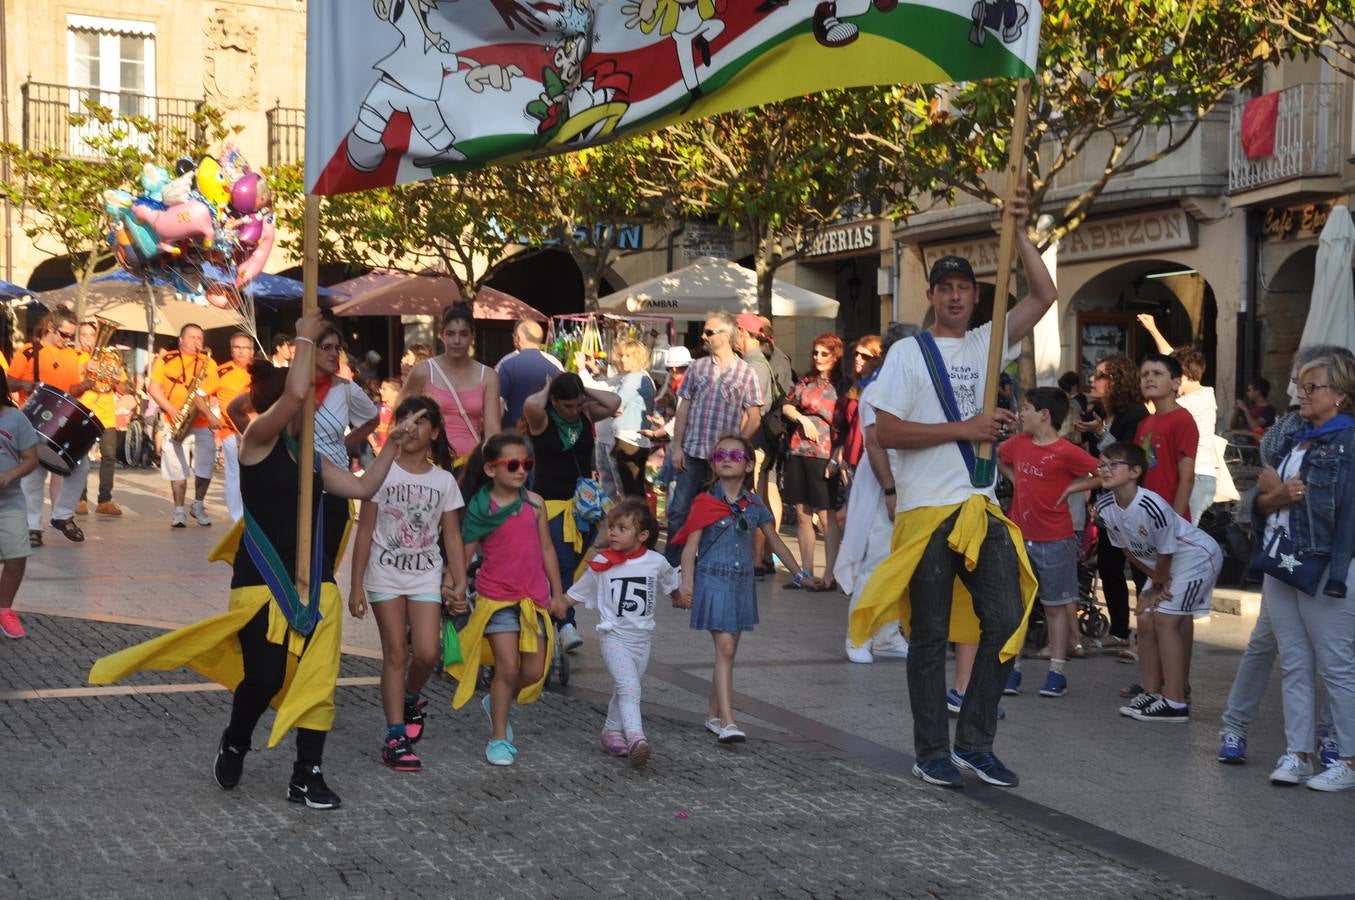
[132, 200, 215, 254]
[235, 215, 275, 287]
[236, 215, 263, 245]
[230, 172, 270, 215]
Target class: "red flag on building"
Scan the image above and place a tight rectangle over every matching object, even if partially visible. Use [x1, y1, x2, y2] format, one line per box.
[1241, 92, 1280, 159]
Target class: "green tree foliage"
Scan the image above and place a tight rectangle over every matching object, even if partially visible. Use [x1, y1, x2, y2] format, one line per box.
[1250, 0, 1355, 79]
[0, 102, 232, 322]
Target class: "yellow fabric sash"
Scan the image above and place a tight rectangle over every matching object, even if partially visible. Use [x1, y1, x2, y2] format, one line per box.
[444, 595, 555, 711]
[544, 498, 583, 553]
[88, 583, 344, 747]
[848, 494, 1036, 663]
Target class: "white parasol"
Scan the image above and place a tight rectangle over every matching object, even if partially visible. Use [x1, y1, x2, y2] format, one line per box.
[1292, 204, 1355, 403]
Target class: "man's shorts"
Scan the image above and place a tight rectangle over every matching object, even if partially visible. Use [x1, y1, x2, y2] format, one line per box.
[0, 507, 32, 560]
[1025, 537, 1080, 607]
[161, 426, 215, 482]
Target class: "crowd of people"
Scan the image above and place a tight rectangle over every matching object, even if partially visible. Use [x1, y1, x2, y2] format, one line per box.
[11, 190, 1349, 808]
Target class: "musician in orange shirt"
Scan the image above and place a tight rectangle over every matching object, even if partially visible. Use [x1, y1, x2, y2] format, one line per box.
[7, 308, 92, 545]
[147, 324, 221, 528]
[75, 320, 130, 517]
[215, 332, 254, 522]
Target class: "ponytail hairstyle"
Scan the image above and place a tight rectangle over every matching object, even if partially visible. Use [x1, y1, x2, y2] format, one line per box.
[459, 430, 532, 499]
[247, 358, 288, 414]
[394, 394, 452, 471]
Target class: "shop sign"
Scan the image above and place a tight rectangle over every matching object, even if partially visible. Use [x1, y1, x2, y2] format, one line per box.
[1261, 201, 1334, 242]
[682, 222, 736, 259]
[923, 208, 1197, 276]
[802, 220, 881, 259]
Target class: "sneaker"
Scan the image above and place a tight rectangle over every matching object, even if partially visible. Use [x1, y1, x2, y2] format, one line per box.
[0, 608, 26, 639]
[287, 764, 341, 809]
[485, 739, 516, 766]
[481, 693, 514, 743]
[704, 717, 723, 737]
[628, 737, 652, 768]
[1038, 671, 1067, 698]
[171, 508, 187, 528]
[192, 500, 212, 526]
[1118, 691, 1159, 718]
[1218, 732, 1247, 764]
[1317, 728, 1340, 768]
[846, 640, 874, 664]
[872, 633, 909, 659]
[951, 749, 1020, 787]
[213, 732, 248, 790]
[946, 689, 1004, 719]
[1131, 696, 1190, 723]
[1307, 761, 1355, 792]
[95, 501, 122, 516]
[404, 697, 428, 744]
[601, 730, 628, 756]
[381, 736, 422, 772]
[1270, 752, 1314, 785]
[559, 622, 583, 653]
[912, 757, 965, 788]
[75, 500, 89, 516]
[1003, 669, 1022, 696]
[717, 722, 746, 744]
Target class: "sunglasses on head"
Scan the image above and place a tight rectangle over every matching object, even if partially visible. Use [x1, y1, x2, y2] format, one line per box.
[712, 448, 749, 463]
[489, 458, 535, 473]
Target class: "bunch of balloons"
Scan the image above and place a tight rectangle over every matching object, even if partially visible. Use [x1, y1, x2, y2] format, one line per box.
[103, 143, 275, 309]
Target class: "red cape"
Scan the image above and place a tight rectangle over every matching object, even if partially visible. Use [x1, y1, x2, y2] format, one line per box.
[670, 493, 749, 547]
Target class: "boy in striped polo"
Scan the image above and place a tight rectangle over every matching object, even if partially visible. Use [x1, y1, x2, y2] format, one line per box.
[1097, 441, 1222, 724]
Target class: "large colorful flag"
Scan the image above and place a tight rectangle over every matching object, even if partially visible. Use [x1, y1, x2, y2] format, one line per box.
[304, 0, 1042, 195]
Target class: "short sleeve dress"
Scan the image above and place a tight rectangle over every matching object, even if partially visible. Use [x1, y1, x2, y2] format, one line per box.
[688, 488, 773, 633]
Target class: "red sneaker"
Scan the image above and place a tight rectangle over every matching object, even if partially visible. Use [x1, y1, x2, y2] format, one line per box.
[0, 608, 25, 639]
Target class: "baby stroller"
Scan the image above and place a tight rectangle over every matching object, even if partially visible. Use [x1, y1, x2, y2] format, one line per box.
[1024, 524, 1110, 650]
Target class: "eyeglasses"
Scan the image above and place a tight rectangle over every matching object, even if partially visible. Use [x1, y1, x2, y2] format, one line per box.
[853, 351, 877, 360]
[1096, 460, 1130, 472]
[702, 328, 724, 337]
[712, 448, 749, 463]
[1296, 382, 1331, 397]
[1092, 372, 1111, 381]
[318, 342, 341, 352]
[489, 458, 535, 473]
[57, 330, 76, 341]
[812, 350, 834, 358]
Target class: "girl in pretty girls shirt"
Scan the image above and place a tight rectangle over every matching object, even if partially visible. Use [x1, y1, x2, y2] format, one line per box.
[448, 432, 567, 767]
[672, 433, 809, 743]
[349, 396, 468, 773]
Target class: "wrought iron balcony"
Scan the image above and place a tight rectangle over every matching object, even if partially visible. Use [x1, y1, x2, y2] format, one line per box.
[1228, 82, 1344, 195]
[267, 104, 304, 168]
[21, 81, 204, 159]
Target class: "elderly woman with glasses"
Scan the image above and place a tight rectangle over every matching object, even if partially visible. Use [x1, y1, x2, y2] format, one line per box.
[780, 333, 846, 591]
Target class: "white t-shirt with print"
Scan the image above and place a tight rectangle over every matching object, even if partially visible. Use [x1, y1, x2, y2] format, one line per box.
[363, 461, 465, 596]
[869, 322, 1019, 513]
[315, 380, 379, 468]
[568, 549, 681, 639]
[1095, 487, 1220, 582]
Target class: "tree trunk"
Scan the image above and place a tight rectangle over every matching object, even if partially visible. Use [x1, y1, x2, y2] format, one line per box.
[755, 231, 776, 319]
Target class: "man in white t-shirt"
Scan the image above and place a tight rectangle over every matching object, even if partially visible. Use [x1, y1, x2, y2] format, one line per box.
[866, 188, 1057, 790]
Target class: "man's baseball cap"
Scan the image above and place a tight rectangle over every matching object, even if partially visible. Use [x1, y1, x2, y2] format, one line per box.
[663, 345, 693, 368]
[928, 255, 977, 287]
[734, 313, 764, 335]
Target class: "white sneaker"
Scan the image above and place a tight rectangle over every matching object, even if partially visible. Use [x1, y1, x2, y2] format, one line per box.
[171, 507, 187, 529]
[1269, 752, 1314, 785]
[846, 639, 874, 664]
[717, 722, 746, 744]
[1308, 760, 1355, 792]
[872, 632, 910, 659]
[559, 622, 583, 653]
[704, 717, 723, 736]
[192, 501, 212, 526]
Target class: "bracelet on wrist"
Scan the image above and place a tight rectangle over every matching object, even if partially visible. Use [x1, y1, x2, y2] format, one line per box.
[882, 486, 896, 496]
[294, 336, 315, 346]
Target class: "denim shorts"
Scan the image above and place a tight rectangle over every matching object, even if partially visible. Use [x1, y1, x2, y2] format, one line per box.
[367, 590, 441, 603]
[484, 605, 547, 636]
[1025, 537, 1080, 607]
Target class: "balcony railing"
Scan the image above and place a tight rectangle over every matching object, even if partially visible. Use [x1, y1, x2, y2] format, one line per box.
[1229, 82, 1343, 194]
[267, 104, 304, 168]
[21, 81, 204, 159]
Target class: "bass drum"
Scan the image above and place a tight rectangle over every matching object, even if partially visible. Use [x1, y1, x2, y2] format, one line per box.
[23, 383, 104, 475]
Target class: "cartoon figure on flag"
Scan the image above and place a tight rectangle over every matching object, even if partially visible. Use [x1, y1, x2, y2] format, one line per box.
[809, 0, 897, 48]
[528, 27, 633, 148]
[969, 0, 1030, 47]
[622, 0, 724, 104]
[345, 0, 525, 172]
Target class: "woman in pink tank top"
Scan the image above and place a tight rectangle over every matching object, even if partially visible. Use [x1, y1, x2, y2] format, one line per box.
[400, 305, 501, 462]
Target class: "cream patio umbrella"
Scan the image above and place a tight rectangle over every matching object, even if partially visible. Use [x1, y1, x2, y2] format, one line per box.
[1291, 204, 1355, 404]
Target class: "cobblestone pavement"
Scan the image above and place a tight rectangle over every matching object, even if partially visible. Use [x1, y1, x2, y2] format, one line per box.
[3, 613, 1211, 900]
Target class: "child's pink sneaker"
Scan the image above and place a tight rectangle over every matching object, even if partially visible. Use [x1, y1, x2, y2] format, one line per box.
[0, 609, 25, 639]
[600, 730, 628, 756]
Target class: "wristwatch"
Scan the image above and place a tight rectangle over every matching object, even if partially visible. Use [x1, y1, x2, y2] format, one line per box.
[883, 487, 896, 496]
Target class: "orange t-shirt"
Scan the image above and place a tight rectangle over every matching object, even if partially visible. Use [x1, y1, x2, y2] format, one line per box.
[214, 360, 252, 434]
[79, 354, 126, 429]
[8, 341, 84, 397]
[151, 350, 220, 430]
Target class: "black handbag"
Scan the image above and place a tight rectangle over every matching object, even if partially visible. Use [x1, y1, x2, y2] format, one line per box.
[1249, 526, 1328, 595]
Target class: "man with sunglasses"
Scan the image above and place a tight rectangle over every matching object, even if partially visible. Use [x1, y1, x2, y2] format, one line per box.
[8, 307, 93, 545]
[850, 188, 1056, 790]
[664, 312, 764, 565]
[148, 324, 222, 529]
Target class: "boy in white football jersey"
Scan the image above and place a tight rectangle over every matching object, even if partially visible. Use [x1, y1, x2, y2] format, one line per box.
[1096, 442, 1222, 724]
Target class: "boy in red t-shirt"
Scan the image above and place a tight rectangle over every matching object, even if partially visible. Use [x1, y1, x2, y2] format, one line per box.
[998, 387, 1100, 698]
[1134, 353, 1198, 520]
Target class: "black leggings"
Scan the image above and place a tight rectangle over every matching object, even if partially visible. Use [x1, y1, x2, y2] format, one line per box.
[224, 604, 326, 765]
[611, 439, 650, 498]
[1097, 529, 1146, 640]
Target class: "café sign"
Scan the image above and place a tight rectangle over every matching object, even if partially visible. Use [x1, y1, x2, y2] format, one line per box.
[802, 220, 882, 260]
[1261, 201, 1334, 242]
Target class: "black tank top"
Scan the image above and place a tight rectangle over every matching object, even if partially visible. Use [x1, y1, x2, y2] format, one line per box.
[232, 438, 335, 588]
[532, 416, 595, 501]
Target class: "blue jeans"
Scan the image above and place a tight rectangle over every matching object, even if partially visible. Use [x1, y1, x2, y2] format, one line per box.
[664, 455, 711, 566]
[907, 508, 1023, 763]
[548, 509, 593, 629]
[1189, 474, 1217, 524]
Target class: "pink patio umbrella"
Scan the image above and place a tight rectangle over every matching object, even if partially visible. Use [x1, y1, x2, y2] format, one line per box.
[329, 269, 545, 322]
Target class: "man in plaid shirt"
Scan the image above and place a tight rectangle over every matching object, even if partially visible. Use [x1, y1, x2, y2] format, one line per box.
[665, 312, 764, 564]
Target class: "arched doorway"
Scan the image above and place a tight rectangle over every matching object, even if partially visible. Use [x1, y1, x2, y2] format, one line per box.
[1067, 259, 1218, 388]
[484, 248, 618, 319]
[1256, 245, 1315, 400]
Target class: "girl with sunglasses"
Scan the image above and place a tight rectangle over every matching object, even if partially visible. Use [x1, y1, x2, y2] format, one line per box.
[671, 433, 809, 743]
[448, 433, 566, 767]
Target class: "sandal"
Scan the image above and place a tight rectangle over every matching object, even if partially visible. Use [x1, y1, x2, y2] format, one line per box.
[50, 518, 85, 543]
[1119, 683, 1145, 699]
[1069, 643, 1087, 659]
[806, 579, 837, 593]
[28, 530, 42, 548]
[1116, 649, 1139, 664]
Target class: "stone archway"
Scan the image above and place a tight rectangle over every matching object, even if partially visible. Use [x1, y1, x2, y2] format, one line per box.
[1256, 245, 1316, 399]
[483, 248, 620, 319]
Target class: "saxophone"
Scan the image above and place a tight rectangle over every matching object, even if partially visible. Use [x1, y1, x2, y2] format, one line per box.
[170, 352, 211, 442]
